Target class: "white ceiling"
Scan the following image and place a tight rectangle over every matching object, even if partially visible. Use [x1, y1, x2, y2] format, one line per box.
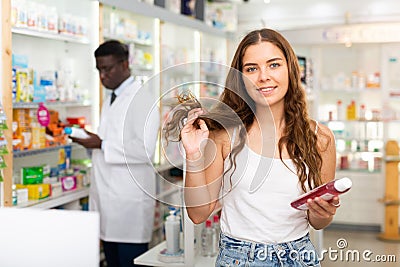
[234, 0, 400, 34]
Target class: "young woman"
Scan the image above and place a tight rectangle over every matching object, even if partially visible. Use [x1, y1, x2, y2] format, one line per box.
[164, 28, 339, 266]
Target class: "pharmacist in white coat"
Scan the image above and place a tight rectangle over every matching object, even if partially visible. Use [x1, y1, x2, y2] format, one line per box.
[70, 40, 160, 267]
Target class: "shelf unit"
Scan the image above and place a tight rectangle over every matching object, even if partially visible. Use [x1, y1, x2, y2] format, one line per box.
[15, 160, 179, 211]
[0, 0, 99, 207]
[282, 24, 400, 228]
[200, 32, 228, 100]
[101, 3, 159, 81]
[1, 1, 231, 265]
[97, 1, 231, 266]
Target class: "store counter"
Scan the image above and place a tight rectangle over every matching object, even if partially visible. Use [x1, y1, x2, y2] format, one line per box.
[134, 241, 216, 267]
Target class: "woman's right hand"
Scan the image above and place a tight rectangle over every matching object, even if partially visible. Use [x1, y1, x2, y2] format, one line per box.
[181, 108, 209, 160]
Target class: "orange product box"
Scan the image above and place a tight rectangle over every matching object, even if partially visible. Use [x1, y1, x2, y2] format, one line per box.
[13, 108, 32, 150]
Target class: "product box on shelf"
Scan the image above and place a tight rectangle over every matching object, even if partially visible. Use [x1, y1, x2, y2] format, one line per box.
[16, 183, 50, 200]
[12, 108, 31, 150]
[58, 146, 72, 171]
[21, 166, 43, 185]
[50, 181, 63, 197]
[16, 188, 28, 204]
[70, 159, 91, 187]
[60, 175, 77, 192]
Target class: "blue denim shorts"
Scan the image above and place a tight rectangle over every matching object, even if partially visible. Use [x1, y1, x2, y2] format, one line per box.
[215, 232, 321, 267]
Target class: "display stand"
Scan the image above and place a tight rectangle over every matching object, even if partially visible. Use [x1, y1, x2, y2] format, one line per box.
[378, 140, 400, 241]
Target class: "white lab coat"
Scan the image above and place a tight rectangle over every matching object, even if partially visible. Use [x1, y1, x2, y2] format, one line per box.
[89, 77, 160, 243]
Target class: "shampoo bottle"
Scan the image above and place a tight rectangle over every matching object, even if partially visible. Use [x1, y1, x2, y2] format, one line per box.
[213, 214, 220, 239]
[165, 207, 181, 254]
[64, 127, 90, 139]
[291, 177, 352, 210]
[201, 219, 218, 257]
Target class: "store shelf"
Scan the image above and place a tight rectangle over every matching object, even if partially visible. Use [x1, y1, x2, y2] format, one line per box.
[100, 0, 228, 37]
[319, 87, 381, 93]
[16, 187, 89, 209]
[336, 169, 381, 174]
[324, 119, 382, 123]
[335, 151, 383, 156]
[13, 101, 92, 109]
[134, 240, 217, 267]
[12, 27, 90, 44]
[131, 64, 154, 71]
[103, 34, 153, 46]
[385, 156, 400, 162]
[13, 144, 81, 158]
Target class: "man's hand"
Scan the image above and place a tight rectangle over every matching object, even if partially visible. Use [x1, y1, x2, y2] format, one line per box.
[69, 131, 102, 149]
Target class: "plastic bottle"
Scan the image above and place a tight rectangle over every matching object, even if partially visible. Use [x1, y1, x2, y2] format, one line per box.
[64, 127, 90, 139]
[346, 100, 357, 120]
[212, 215, 220, 254]
[290, 177, 352, 210]
[359, 104, 366, 121]
[37, 102, 50, 127]
[165, 207, 181, 254]
[201, 219, 218, 257]
[12, 184, 18, 206]
[336, 100, 344, 121]
[213, 214, 221, 241]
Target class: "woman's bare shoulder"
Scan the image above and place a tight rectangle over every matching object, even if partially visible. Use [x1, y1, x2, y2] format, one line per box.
[314, 121, 335, 151]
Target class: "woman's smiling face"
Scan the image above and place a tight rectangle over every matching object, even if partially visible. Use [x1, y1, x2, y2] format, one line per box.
[241, 41, 289, 109]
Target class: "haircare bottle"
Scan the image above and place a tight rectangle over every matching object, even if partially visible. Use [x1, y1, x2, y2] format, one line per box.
[165, 207, 181, 254]
[201, 219, 218, 257]
[291, 177, 352, 210]
[64, 127, 90, 139]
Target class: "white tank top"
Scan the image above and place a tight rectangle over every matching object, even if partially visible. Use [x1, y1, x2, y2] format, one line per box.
[220, 128, 312, 244]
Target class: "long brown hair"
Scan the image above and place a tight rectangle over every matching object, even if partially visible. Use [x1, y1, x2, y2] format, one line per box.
[164, 28, 326, 191]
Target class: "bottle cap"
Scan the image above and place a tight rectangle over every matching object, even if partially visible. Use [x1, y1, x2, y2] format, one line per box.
[64, 127, 72, 135]
[213, 215, 219, 223]
[167, 207, 178, 221]
[167, 211, 176, 221]
[205, 220, 212, 228]
[334, 177, 352, 192]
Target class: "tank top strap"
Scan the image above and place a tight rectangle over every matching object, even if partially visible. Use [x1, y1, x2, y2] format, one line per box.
[314, 120, 319, 134]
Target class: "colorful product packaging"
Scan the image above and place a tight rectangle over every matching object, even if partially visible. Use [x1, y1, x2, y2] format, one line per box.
[21, 166, 43, 185]
[60, 175, 77, 192]
[16, 183, 50, 200]
[50, 181, 63, 197]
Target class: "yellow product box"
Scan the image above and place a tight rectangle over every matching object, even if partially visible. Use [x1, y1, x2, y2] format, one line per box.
[16, 69, 29, 102]
[16, 184, 50, 200]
